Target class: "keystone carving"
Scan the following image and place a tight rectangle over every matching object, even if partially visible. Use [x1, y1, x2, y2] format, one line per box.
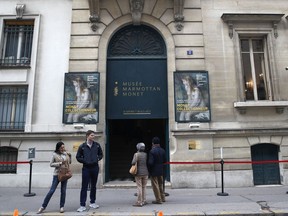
[130, 0, 144, 25]
[16, 4, 25, 19]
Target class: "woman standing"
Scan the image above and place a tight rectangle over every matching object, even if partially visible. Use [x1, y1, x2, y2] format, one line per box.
[131, 142, 149, 207]
[37, 142, 71, 214]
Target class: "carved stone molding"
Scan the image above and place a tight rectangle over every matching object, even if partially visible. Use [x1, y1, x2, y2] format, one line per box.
[16, 4, 25, 19]
[221, 13, 284, 38]
[227, 22, 233, 39]
[234, 101, 288, 114]
[130, 0, 144, 25]
[88, 0, 100, 32]
[174, 0, 185, 31]
[272, 22, 279, 38]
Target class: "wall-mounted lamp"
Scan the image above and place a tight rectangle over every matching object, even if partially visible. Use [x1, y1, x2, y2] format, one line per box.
[73, 123, 85, 129]
[245, 81, 253, 91]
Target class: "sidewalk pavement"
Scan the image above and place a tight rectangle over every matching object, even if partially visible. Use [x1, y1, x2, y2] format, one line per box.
[1, 184, 288, 216]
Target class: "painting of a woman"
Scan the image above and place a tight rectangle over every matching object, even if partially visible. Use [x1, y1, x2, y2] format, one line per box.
[177, 74, 210, 122]
[64, 74, 99, 124]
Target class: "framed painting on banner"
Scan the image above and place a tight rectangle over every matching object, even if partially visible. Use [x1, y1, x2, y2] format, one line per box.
[174, 71, 211, 122]
[63, 72, 100, 124]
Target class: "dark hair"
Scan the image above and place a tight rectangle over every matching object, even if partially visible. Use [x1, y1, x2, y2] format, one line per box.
[86, 130, 95, 137]
[152, 137, 160, 144]
[55, 141, 64, 153]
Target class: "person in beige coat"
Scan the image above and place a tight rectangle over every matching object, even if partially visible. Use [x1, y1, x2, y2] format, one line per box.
[37, 141, 71, 214]
[131, 142, 149, 207]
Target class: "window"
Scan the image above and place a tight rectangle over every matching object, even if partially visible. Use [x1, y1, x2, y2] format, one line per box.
[0, 147, 18, 174]
[0, 86, 28, 131]
[240, 37, 269, 101]
[0, 20, 34, 67]
[221, 13, 288, 114]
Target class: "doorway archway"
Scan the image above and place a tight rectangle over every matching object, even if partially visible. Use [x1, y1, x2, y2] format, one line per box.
[105, 25, 169, 182]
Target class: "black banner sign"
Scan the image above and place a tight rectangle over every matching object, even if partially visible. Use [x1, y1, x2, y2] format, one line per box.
[107, 59, 168, 119]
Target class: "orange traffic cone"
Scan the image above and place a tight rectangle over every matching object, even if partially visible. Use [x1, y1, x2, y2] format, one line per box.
[157, 211, 163, 216]
[13, 209, 19, 216]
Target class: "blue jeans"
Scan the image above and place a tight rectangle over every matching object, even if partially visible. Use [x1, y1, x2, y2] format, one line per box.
[42, 175, 67, 208]
[80, 165, 99, 206]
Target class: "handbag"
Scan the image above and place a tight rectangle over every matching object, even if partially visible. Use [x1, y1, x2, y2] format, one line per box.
[58, 159, 72, 182]
[129, 153, 138, 175]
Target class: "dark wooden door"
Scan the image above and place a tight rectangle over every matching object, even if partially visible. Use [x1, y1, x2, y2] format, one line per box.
[251, 144, 280, 185]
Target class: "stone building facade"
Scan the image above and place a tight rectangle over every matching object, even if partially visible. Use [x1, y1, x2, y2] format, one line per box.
[0, 0, 288, 188]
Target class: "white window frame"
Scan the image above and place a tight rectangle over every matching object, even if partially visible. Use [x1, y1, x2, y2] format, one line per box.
[233, 28, 288, 114]
[221, 13, 288, 114]
[0, 15, 40, 131]
[234, 29, 275, 102]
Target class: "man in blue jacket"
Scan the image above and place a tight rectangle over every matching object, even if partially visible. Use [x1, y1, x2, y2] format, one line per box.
[76, 130, 103, 212]
[148, 137, 166, 204]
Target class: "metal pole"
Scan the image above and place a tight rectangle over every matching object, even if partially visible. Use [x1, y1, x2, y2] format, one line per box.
[24, 160, 36, 197]
[163, 167, 169, 197]
[217, 159, 229, 196]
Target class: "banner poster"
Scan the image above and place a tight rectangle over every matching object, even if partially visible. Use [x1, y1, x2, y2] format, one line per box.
[174, 71, 211, 122]
[63, 72, 100, 124]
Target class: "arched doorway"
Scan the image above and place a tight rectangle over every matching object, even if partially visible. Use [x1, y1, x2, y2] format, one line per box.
[251, 143, 280, 185]
[105, 25, 169, 182]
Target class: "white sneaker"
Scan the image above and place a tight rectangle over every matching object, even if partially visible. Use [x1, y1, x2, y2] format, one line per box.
[76, 206, 86, 212]
[37, 207, 45, 214]
[89, 203, 99, 209]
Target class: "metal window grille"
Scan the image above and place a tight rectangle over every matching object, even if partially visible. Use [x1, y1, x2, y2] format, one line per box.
[0, 86, 28, 131]
[0, 147, 18, 173]
[0, 20, 34, 67]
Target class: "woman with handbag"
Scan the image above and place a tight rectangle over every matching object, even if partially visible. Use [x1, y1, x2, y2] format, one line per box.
[37, 141, 71, 214]
[131, 142, 149, 207]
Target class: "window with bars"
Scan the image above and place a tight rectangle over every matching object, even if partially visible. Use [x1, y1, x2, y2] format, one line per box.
[0, 86, 28, 131]
[0, 20, 34, 67]
[0, 147, 18, 173]
[240, 37, 270, 101]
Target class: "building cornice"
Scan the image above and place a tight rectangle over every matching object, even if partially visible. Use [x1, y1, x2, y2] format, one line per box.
[221, 13, 284, 38]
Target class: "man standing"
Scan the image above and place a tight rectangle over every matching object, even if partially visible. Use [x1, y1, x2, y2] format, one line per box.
[148, 137, 166, 204]
[76, 130, 103, 212]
